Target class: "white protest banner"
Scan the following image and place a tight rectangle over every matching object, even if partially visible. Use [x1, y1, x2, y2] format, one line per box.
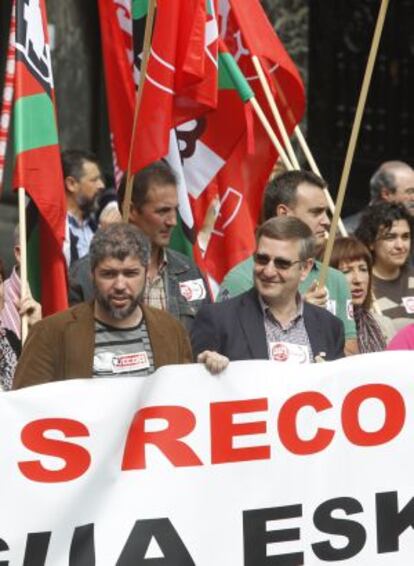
[1, 351, 414, 565]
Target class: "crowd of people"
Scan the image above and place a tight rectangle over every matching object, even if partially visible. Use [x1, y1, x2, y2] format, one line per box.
[2, 152, 414, 389]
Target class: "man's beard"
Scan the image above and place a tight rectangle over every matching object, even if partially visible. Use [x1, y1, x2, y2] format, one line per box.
[77, 193, 98, 219]
[94, 285, 142, 321]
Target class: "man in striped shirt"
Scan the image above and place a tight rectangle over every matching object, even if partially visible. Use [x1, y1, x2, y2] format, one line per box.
[14, 223, 193, 388]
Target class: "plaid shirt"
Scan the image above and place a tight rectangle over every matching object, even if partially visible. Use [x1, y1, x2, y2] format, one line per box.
[143, 250, 168, 311]
[260, 294, 314, 362]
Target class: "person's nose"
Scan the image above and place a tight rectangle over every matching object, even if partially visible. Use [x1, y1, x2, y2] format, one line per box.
[262, 260, 279, 277]
[165, 209, 177, 227]
[351, 270, 362, 284]
[320, 210, 330, 230]
[394, 237, 405, 250]
[113, 274, 127, 291]
[96, 177, 105, 193]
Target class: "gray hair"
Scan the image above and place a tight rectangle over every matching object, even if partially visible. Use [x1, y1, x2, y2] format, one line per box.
[90, 223, 151, 271]
[256, 216, 315, 261]
[370, 161, 412, 201]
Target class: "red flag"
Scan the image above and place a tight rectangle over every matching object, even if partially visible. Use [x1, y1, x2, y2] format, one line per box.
[97, 0, 135, 179]
[200, 2, 306, 283]
[13, 0, 67, 315]
[130, 0, 218, 174]
[223, 0, 305, 130]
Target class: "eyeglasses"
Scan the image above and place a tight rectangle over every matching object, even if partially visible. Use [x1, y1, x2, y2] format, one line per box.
[254, 253, 303, 270]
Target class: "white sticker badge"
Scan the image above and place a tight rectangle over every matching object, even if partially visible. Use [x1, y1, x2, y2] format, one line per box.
[269, 341, 310, 364]
[179, 278, 206, 301]
[326, 299, 337, 315]
[346, 299, 354, 320]
[112, 352, 150, 374]
[402, 296, 414, 314]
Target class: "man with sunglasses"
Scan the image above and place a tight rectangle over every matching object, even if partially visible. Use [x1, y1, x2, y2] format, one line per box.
[192, 217, 344, 367]
[217, 170, 357, 356]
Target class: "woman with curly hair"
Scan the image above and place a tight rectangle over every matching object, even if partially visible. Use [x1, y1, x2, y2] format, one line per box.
[355, 202, 414, 331]
[330, 237, 395, 353]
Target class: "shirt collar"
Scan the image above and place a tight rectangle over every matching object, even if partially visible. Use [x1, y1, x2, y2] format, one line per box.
[68, 212, 92, 229]
[258, 293, 304, 321]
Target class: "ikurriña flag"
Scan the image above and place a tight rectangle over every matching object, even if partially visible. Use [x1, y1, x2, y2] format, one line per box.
[13, 0, 67, 315]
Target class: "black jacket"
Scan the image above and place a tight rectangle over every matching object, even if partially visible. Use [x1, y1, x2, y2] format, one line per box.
[191, 288, 345, 362]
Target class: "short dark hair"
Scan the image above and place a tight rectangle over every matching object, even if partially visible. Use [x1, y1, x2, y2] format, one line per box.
[61, 149, 100, 180]
[89, 223, 151, 271]
[0, 257, 5, 281]
[117, 161, 177, 213]
[330, 237, 374, 309]
[263, 170, 327, 221]
[256, 216, 315, 261]
[355, 202, 413, 251]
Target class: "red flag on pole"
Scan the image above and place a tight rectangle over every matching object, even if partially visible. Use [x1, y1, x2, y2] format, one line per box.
[97, 0, 135, 181]
[129, 0, 218, 174]
[200, 2, 306, 283]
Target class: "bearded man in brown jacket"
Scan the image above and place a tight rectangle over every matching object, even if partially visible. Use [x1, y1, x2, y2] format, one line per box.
[13, 223, 193, 389]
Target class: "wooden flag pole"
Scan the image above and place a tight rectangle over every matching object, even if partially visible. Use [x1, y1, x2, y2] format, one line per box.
[319, 0, 390, 289]
[18, 187, 28, 344]
[293, 126, 348, 237]
[251, 55, 300, 169]
[122, 0, 157, 222]
[249, 97, 293, 171]
[272, 76, 348, 236]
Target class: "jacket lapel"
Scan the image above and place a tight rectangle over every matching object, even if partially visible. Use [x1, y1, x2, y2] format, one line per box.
[64, 303, 95, 378]
[239, 289, 269, 359]
[303, 303, 324, 358]
[143, 305, 174, 369]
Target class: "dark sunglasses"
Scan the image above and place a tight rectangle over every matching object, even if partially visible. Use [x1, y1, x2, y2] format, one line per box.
[254, 253, 303, 270]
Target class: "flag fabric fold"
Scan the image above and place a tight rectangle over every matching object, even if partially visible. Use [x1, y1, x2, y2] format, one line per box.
[130, 0, 218, 175]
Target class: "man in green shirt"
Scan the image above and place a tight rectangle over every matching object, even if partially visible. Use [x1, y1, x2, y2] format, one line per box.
[218, 170, 358, 355]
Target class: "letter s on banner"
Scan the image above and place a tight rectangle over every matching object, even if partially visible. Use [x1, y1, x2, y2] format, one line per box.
[18, 418, 91, 483]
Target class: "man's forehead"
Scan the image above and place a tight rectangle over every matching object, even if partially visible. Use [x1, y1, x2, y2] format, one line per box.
[81, 160, 101, 177]
[295, 182, 326, 204]
[146, 182, 177, 200]
[96, 255, 143, 268]
[395, 168, 414, 190]
[257, 236, 299, 253]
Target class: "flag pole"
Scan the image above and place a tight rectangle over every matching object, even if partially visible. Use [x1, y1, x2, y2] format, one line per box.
[122, 0, 157, 222]
[251, 55, 300, 169]
[318, 0, 390, 289]
[249, 97, 293, 171]
[293, 126, 348, 237]
[272, 76, 348, 236]
[18, 187, 28, 343]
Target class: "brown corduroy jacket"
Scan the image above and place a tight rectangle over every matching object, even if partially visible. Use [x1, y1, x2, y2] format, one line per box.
[13, 302, 192, 389]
